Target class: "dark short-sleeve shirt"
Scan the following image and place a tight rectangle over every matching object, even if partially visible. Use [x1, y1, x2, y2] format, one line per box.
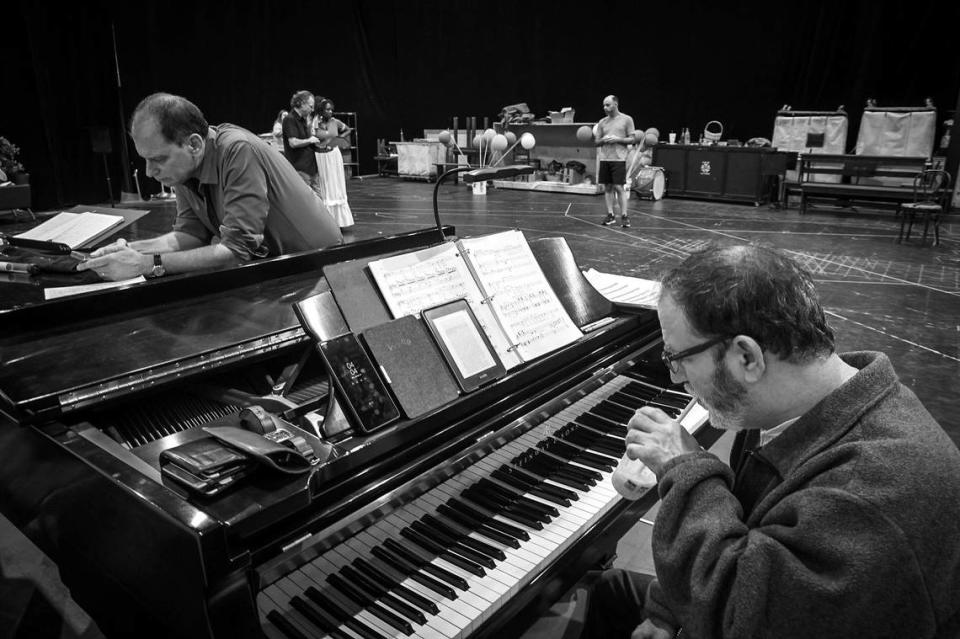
[281, 112, 318, 175]
[172, 124, 341, 260]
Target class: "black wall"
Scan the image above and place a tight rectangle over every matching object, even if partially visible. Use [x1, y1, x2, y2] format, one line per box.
[3, 0, 959, 210]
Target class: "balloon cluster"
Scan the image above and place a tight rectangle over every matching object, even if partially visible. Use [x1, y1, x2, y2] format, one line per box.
[633, 127, 660, 166]
[437, 128, 535, 167]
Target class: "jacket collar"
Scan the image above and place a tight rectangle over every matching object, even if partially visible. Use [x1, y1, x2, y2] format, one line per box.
[755, 351, 898, 475]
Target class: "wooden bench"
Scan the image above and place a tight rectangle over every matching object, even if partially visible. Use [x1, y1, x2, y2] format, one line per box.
[797, 154, 929, 214]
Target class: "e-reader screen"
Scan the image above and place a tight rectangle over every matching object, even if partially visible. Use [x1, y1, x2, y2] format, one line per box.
[422, 299, 506, 392]
[317, 333, 400, 433]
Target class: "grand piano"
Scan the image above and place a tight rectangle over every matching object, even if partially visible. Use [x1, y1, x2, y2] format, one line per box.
[0, 225, 718, 638]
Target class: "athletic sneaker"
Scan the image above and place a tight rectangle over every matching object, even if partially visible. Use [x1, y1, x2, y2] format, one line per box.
[621, 215, 631, 228]
[602, 213, 616, 226]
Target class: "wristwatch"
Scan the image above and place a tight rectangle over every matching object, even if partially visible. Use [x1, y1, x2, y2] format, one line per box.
[150, 254, 166, 278]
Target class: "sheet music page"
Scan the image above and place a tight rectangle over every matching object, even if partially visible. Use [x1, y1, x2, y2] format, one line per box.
[583, 268, 661, 309]
[459, 230, 582, 362]
[44, 276, 146, 300]
[368, 243, 521, 369]
[17, 211, 124, 249]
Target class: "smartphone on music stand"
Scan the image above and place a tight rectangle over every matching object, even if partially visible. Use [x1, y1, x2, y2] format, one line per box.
[317, 332, 400, 434]
[422, 299, 506, 393]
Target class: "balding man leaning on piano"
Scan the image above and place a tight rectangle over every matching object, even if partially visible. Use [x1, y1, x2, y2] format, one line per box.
[79, 92, 341, 282]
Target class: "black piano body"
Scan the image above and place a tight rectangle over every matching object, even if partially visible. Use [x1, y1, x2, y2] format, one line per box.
[0, 226, 718, 638]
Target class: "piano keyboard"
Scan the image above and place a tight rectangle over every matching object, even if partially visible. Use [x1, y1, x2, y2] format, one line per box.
[258, 373, 691, 639]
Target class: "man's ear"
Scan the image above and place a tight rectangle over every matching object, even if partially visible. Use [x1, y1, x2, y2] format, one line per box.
[731, 335, 765, 383]
[186, 133, 204, 156]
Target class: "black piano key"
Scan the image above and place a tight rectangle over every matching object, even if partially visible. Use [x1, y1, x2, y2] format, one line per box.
[492, 466, 535, 490]
[353, 558, 440, 615]
[462, 491, 543, 530]
[593, 399, 636, 419]
[383, 539, 469, 592]
[447, 499, 531, 542]
[613, 391, 672, 412]
[580, 410, 623, 431]
[288, 595, 349, 639]
[304, 586, 386, 639]
[370, 545, 457, 600]
[525, 485, 572, 508]
[437, 505, 521, 549]
[538, 437, 616, 471]
[514, 460, 591, 492]
[342, 565, 428, 625]
[476, 478, 559, 519]
[422, 514, 506, 562]
[327, 573, 414, 636]
[491, 468, 569, 506]
[409, 517, 458, 547]
[398, 528, 484, 580]
[501, 466, 580, 502]
[266, 608, 314, 639]
[410, 520, 497, 569]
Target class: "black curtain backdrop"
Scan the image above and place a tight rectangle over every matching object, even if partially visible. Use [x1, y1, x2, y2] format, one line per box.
[3, 0, 959, 210]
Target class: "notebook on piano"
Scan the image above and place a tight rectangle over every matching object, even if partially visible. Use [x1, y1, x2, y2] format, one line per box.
[361, 315, 461, 418]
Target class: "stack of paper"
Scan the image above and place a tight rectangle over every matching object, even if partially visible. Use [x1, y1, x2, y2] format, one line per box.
[16, 211, 124, 249]
[582, 268, 661, 310]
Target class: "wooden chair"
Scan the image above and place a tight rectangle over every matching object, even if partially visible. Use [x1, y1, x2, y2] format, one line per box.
[897, 169, 951, 246]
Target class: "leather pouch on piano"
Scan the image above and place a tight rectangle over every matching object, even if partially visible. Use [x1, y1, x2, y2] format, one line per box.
[159, 438, 255, 497]
[203, 426, 314, 474]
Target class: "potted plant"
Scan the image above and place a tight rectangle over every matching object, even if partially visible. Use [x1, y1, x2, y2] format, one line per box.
[0, 136, 28, 185]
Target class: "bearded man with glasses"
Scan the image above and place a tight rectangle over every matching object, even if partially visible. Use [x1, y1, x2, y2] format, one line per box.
[582, 244, 960, 639]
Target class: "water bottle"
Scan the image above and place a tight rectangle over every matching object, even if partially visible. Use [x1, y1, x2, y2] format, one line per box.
[611, 454, 657, 500]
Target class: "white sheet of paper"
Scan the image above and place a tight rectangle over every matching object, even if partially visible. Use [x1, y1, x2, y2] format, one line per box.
[583, 268, 661, 309]
[44, 276, 146, 300]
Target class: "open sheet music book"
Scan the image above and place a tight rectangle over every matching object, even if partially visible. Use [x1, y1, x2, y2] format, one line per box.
[367, 230, 583, 368]
[16, 211, 125, 249]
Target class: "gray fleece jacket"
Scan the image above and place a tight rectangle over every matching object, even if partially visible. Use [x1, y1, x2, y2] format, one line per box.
[646, 351, 960, 639]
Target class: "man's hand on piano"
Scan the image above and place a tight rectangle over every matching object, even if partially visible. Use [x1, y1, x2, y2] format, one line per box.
[87, 237, 128, 258]
[633, 618, 676, 639]
[77, 247, 150, 281]
[624, 405, 701, 475]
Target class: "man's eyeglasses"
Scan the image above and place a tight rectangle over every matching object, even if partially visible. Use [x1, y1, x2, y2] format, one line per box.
[661, 336, 732, 373]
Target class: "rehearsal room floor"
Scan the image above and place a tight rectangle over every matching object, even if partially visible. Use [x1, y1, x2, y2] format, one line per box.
[1, 176, 957, 638]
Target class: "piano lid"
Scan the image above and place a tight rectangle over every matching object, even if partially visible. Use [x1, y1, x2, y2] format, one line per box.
[0, 227, 455, 421]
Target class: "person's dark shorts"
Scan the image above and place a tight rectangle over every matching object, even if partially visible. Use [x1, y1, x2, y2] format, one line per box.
[598, 160, 626, 185]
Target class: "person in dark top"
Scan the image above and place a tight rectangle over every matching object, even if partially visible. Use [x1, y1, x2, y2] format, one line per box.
[582, 244, 960, 639]
[79, 93, 341, 281]
[281, 89, 323, 198]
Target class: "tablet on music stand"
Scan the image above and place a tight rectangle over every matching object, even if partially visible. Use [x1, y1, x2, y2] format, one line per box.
[422, 299, 506, 393]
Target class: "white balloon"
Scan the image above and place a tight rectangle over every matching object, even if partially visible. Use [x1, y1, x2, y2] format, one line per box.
[491, 134, 508, 151]
[483, 128, 496, 143]
[520, 132, 536, 150]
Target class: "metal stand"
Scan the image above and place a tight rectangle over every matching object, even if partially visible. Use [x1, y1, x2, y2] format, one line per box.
[99, 153, 115, 206]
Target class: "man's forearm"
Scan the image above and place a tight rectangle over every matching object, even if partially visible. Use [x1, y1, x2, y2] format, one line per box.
[157, 242, 240, 275]
[128, 231, 201, 253]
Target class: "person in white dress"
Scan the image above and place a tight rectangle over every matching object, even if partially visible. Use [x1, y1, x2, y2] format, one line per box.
[312, 98, 354, 229]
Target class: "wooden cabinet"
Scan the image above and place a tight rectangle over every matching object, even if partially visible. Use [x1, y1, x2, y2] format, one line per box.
[653, 144, 789, 205]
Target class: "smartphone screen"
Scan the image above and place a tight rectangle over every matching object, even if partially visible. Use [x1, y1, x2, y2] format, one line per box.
[318, 333, 400, 433]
